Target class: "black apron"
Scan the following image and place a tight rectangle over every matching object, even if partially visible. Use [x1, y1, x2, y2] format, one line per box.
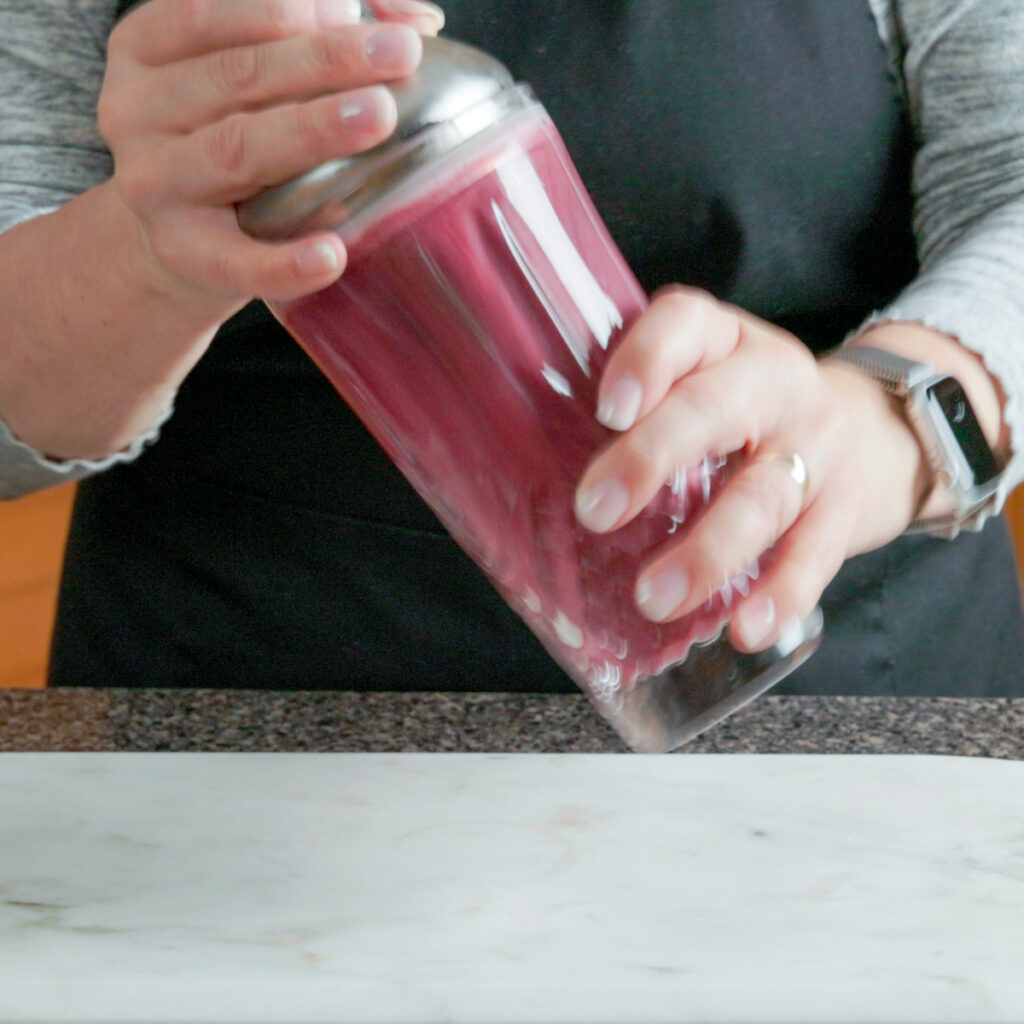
[50, 0, 1024, 695]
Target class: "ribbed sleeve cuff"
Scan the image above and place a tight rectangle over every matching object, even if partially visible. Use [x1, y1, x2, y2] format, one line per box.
[0, 402, 173, 499]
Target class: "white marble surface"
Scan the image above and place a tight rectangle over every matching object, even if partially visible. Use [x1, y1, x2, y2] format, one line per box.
[2, 752, 1024, 1023]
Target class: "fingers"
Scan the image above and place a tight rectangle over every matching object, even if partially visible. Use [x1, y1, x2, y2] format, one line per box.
[573, 285, 863, 653]
[148, 85, 397, 205]
[628, 425, 851, 653]
[576, 299, 815, 532]
[101, 0, 439, 309]
[631, 440, 830, 625]
[114, 0, 359, 66]
[370, 0, 445, 34]
[581, 356, 771, 526]
[595, 287, 740, 432]
[728, 484, 853, 652]
[142, 208, 349, 302]
[116, 0, 442, 67]
[138, 21, 421, 134]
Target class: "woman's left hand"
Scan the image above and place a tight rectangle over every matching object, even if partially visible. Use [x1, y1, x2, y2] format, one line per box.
[573, 286, 928, 652]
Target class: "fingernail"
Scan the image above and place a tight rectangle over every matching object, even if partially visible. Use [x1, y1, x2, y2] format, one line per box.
[636, 569, 691, 622]
[734, 593, 776, 649]
[295, 239, 341, 276]
[380, 0, 445, 24]
[775, 616, 806, 656]
[338, 85, 393, 132]
[575, 478, 629, 533]
[316, 0, 362, 29]
[596, 377, 643, 432]
[364, 24, 422, 72]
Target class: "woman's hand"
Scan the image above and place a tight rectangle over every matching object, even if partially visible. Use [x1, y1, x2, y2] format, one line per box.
[0, 0, 445, 462]
[573, 287, 930, 652]
[99, 0, 444, 314]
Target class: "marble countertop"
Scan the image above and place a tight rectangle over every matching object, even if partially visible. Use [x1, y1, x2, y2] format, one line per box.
[2, 689, 1024, 757]
[3, 751, 1024, 1023]
[5, 696, 1024, 1022]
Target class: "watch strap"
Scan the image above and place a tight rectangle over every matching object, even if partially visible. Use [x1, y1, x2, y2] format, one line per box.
[828, 345, 935, 393]
[828, 344, 1004, 538]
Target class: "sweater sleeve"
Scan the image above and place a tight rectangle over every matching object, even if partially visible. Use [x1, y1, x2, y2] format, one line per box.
[863, 0, 1024, 523]
[0, 0, 168, 499]
[0, 1, 115, 234]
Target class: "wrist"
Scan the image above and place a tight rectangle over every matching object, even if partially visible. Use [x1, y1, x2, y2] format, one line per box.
[0, 184, 230, 460]
[818, 357, 926, 550]
[828, 324, 1007, 536]
[847, 322, 1007, 456]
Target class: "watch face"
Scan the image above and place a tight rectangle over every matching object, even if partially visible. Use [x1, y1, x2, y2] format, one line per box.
[927, 376, 1000, 486]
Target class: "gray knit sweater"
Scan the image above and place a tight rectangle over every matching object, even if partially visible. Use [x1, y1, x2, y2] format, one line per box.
[2, 0, 1024, 516]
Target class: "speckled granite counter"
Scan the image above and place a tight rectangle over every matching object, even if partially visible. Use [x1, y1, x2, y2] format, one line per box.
[1, 690, 1023, 757]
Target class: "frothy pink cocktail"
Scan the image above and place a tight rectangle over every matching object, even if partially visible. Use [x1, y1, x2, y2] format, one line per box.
[276, 106, 739, 702]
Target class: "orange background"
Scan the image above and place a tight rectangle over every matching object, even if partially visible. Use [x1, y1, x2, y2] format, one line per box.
[3, 482, 1024, 689]
[0, 484, 76, 688]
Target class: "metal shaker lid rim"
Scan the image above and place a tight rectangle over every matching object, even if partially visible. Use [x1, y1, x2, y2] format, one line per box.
[238, 36, 533, 241]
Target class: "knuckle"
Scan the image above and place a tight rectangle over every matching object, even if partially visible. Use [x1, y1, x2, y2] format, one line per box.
[146, 228, 182, 273]
[672, 376, 732, 430]
[177, 0, 211, 39]
[617, 427, 672, 491]
[96, 90, 130, 146]
[214, 43, 264, 96]
[781, 333, 818, 384]
[655, 286, 712, 317]
[143, 222, 200, 287]
[261, 0, 296, 36]
[663, 286, 732, 343]
[733, 471, 790, 538]
[655, 283, 715, 311]
[309, 30, 349, 77]
[115, 153, 162, 211]
[653, 286, 713, 329]
[292, 103, 328, 154]
[105, 17, 133, 60]
[205, 116, 250, 179]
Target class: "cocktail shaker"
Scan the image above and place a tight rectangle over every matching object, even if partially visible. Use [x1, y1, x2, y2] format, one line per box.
[238, 28, 822, 751]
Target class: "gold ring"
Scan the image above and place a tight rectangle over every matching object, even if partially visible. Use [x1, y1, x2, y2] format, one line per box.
[758, 450, 810, 507]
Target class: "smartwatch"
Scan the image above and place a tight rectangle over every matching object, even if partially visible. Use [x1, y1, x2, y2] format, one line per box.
[828, 345, 1004, 536]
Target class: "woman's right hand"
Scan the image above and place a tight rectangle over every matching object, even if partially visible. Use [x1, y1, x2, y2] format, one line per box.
[99, 0, 444, 315]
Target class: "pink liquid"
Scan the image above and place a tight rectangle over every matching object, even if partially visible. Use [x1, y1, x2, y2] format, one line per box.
[276, 106, 737, 700]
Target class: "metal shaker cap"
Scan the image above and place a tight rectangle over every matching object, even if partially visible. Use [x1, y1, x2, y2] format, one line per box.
[238, 35, 529, 241]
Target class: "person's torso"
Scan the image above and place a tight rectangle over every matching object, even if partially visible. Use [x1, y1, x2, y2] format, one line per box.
[55, 0, 1023, 697]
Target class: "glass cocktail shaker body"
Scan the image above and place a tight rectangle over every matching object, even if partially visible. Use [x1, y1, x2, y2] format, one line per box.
[239, 39, 822, 751]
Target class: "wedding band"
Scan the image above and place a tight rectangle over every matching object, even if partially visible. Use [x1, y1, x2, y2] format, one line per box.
[759, 450, 810, 507]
